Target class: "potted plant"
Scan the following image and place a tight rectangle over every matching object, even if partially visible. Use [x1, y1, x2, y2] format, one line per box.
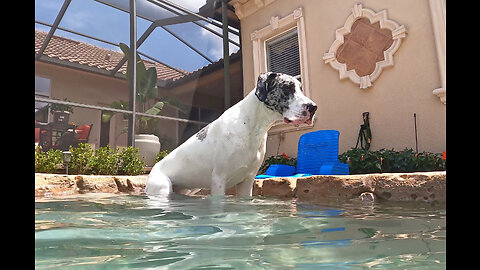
[50, 98, 74, 124]
[102, 43, 185, 166]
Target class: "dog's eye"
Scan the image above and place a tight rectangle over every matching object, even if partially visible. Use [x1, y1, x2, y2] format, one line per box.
[284, 83, 296, 95]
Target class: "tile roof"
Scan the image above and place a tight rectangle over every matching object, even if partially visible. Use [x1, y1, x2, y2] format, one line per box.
[35, 30, 188, 81]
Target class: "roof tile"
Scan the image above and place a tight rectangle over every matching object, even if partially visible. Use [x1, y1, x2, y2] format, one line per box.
[35, 30, 188, 81]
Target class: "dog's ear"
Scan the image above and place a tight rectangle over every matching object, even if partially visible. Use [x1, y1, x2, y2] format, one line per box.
[255, 72, 278, 102]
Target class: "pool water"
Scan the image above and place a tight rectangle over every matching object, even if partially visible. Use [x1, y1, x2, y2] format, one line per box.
[35, 193, 446, 269]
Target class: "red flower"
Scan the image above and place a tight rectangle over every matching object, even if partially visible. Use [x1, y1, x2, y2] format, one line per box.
[442, 151, 446, 160]
[282, 152, 289, 159]
[361, 155, 364, 161]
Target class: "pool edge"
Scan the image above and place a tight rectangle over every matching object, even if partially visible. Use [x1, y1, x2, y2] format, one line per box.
[35, 171, 446, 203]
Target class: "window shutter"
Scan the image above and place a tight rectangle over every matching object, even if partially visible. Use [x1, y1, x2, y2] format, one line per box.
[266, 28, 301, 78]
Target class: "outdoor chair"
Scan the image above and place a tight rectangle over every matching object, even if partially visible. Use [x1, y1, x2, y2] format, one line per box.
[35, 128, 40, 144]
[296, 129, 349, 175]
[255, 130, 349, 179]
[38, 129, 52, 150]
[54, 130, 76, 151]
[73, 124, 93, 147]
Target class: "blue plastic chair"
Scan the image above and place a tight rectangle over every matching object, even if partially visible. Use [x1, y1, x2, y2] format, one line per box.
[255, 130, 349, 179]
[296, 130, 349, 175]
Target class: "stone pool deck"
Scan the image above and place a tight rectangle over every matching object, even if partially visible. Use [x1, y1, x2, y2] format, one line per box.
[35, 171, 445, 203]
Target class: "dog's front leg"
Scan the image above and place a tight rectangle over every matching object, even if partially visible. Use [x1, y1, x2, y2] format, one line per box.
[210, 171, 226, 196]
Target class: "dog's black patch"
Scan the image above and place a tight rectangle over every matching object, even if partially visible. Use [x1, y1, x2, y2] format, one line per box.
[256, 72, 297, 115]
[196, 124, 209, 141]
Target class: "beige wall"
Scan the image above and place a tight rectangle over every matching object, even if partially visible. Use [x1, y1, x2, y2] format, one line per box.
[35, 61, 129, 149]
[235, 0, 446, 157]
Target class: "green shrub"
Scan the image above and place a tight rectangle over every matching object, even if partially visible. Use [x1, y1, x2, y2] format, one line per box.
[35, 144, 151, 176]
[118, 146, 145, 175]
[154, 150, 170, 164]
[35, 146, 46, 173]
[258, 153, 297, 174]
[338, 148, 381, 174]
[90, 145, 120, 175]
[68, 143, 95, 174]
[339, 148, 445, 174]
[35, 146, 63, 173]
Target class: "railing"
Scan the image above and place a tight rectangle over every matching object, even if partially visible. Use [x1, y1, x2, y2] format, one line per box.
[34, 96, 210, 126]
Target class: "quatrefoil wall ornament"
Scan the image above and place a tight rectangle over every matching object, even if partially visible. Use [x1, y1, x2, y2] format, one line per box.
[323, 4, 407, 89]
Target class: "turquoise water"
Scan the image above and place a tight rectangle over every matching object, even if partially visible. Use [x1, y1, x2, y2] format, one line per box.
[35, 193, 446, 269]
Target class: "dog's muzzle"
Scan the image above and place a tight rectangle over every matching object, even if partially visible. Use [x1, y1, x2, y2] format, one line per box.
[284, 103, 317, 125]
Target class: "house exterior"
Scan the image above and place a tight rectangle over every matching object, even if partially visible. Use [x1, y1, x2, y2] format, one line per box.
[35, 29, 243, 151]
[230, 0, 446, 157]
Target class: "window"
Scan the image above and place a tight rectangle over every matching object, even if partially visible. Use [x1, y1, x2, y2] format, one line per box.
[35, 76, 51, 123]
[251, 7, 310, 98]
[266, 28, 301, 81]
[251, 7, 312, 133]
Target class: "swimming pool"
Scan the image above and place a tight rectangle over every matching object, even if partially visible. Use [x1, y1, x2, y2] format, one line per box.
[35, 193, 445, 269]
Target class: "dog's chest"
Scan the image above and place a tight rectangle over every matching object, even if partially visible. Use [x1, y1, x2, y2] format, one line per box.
[223, 132, 267, 186]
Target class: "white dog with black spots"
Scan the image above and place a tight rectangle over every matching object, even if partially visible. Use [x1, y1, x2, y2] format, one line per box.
[146, 72, 317, 197]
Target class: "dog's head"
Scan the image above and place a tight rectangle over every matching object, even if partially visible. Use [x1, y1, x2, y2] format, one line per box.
[255, 72, 317, 125]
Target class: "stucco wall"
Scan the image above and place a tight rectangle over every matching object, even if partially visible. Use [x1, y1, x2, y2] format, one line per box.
[236, 0, 446, 157]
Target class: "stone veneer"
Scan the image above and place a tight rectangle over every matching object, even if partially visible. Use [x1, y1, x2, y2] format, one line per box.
[35, 171, 445, 203]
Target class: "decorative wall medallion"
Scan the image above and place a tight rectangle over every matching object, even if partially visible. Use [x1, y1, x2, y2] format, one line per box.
[323, 4, 407, 89]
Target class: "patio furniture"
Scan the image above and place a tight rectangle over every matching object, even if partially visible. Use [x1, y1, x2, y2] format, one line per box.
[255, 130, 349, 179]
[296, 130, 349, 175]
[73, 124, 93, 146]
[55, 130, 76, 151]
[36, 122, 76, 151]
[255, 164, 297, 179]
[35, 128, 40, 144]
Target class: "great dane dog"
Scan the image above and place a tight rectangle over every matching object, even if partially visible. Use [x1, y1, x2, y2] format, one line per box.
[146, 72, 317, 197]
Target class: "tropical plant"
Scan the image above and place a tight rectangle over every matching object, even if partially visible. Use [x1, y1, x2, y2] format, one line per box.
[101, 43, 185, 134]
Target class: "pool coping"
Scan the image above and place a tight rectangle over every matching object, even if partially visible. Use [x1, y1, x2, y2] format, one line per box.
[35, 171, 445, 203]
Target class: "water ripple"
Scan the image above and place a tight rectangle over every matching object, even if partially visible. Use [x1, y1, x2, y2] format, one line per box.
[35, 194, 446, 269]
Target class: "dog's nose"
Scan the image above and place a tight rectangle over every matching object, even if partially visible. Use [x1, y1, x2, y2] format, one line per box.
[305, 103, 317, 116]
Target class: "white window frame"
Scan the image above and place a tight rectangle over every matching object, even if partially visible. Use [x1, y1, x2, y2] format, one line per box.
[251, 7, 312, 133]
